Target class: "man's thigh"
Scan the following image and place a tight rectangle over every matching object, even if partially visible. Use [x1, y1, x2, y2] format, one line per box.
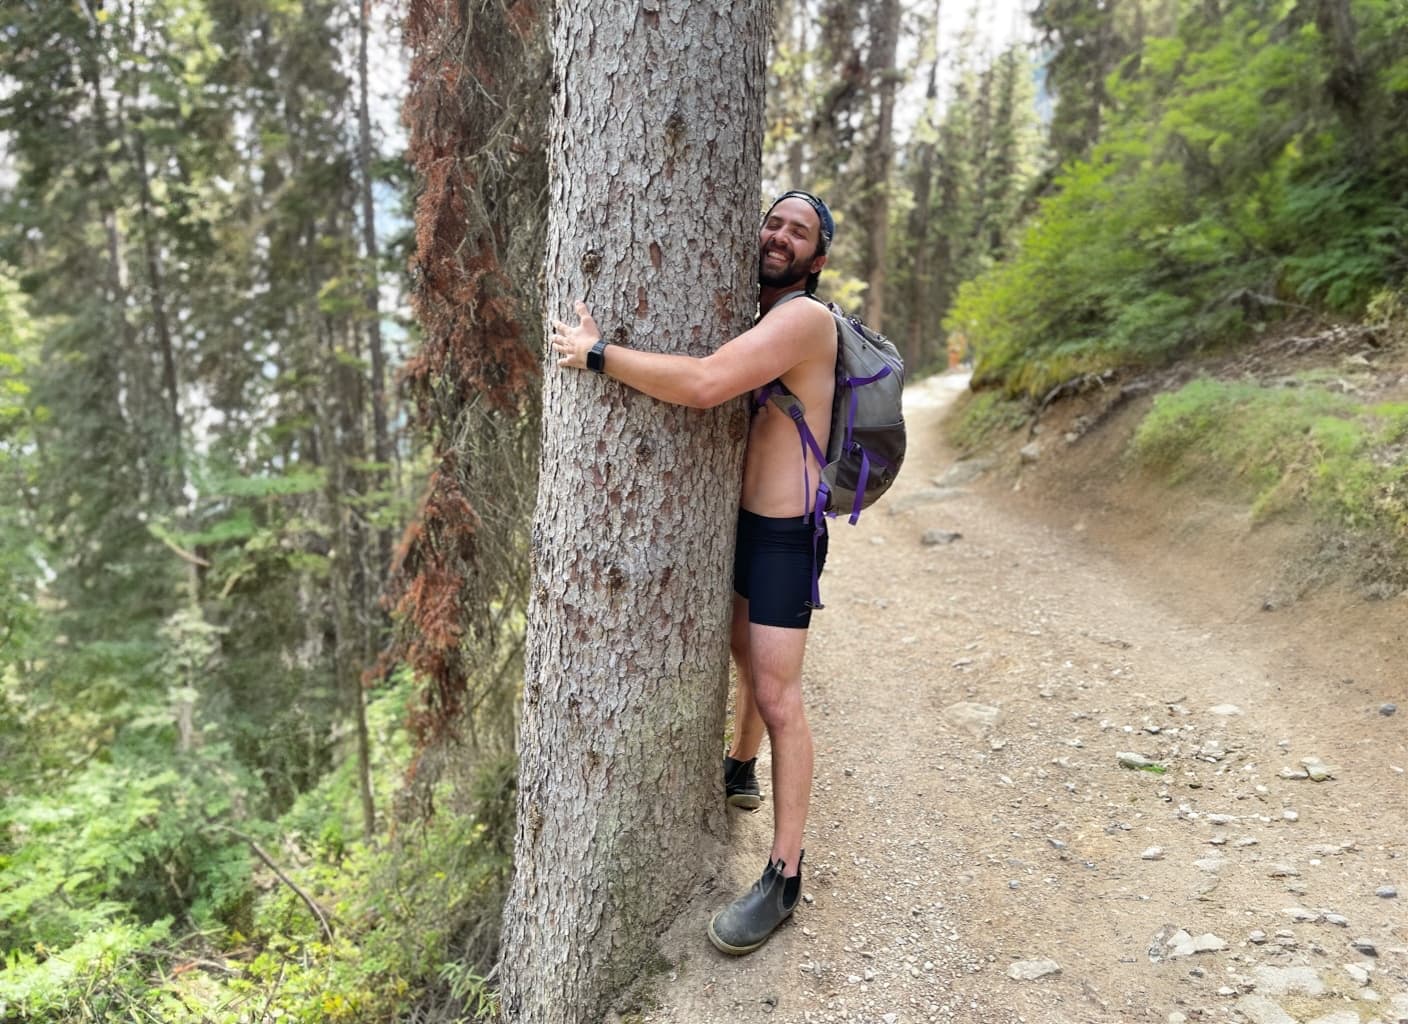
[746, 621, 809, 695]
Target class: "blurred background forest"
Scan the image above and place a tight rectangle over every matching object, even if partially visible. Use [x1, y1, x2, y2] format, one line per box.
[1, 0, 1404, 1020]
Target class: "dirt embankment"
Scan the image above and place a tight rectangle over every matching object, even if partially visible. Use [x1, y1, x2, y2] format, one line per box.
[636, 364, 1406, 1024]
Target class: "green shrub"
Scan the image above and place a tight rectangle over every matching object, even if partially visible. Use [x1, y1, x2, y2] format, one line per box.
[1132, 378, 1408, 565]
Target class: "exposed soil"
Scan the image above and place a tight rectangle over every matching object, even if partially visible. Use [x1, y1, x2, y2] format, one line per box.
[634, 370, 1408, 1024]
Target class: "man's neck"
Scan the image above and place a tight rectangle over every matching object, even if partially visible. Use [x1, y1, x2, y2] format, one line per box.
[759, 283, 806, 315]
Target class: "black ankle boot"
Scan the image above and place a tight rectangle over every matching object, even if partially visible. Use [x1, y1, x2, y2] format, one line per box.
[707, 852, 803, 955]
[723, 755, 761, 810]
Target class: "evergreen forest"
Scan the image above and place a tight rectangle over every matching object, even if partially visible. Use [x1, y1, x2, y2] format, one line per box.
[1, 0, 1404, 1020]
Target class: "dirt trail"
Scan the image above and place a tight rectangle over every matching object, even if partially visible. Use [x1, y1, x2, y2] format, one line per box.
[642, 373, 1407, 1024]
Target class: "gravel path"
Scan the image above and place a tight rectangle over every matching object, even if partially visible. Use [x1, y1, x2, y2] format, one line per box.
[641, 373, 1407, 1024]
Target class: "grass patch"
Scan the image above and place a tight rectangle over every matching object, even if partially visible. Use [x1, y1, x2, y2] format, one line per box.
[1131, 377, 1408, 592]
[947, 390, 1030, 454]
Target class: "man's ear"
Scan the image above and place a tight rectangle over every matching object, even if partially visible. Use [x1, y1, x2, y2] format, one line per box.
[809, 251, 828, 274]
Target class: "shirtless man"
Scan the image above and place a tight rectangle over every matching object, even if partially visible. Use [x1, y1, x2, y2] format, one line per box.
[550, 191, 837, 955]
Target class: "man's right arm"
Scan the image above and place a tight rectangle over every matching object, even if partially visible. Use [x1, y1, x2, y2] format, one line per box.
[551, 299, 834, 410]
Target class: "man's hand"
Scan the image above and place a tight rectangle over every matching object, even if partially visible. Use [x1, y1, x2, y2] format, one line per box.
[550, 300, 601, 370]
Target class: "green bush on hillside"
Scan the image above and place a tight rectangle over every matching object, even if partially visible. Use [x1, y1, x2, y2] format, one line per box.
[948, 1, 1408, 398]
[1132, 377, 1408, 555]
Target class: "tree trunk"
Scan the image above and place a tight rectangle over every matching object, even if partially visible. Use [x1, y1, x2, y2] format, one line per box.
[860, 0, 901, 331]
[904, 0, 942, 369]
[497, 4, 769, 1021]
[357, 0, 394, 583]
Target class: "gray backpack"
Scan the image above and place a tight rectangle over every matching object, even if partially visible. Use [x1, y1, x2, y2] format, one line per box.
[760, 292, 907, 525]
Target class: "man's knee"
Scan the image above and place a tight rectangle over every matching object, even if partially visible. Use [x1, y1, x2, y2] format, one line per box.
[752, 674, 803, 730]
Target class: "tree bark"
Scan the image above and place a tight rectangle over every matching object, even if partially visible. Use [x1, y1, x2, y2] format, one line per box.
[497, 4, 769, 1021]
[357, 0, 394, 583]
[860, 0, 901, 331]
[904, 0, 942, 369]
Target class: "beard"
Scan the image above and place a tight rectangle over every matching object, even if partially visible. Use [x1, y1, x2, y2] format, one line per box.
[757, 245, 812, 288]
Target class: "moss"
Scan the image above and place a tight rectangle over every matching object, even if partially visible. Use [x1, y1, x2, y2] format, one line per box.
[1131, 377, 1408, 593]
[947, 390, 1030, 454]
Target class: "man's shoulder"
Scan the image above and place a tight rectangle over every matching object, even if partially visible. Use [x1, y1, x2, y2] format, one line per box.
[763, 293, 836, 344]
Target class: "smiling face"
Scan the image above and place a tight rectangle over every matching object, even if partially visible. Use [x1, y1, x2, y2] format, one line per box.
[758, 196, 828, 289]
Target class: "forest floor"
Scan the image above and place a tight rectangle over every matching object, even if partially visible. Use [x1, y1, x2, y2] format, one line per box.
[634, 369, 1407, 1024]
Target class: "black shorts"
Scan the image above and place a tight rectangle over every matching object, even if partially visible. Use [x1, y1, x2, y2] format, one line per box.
[732, 509, 829, 629]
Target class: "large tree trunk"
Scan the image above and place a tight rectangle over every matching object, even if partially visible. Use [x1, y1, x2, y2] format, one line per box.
[357, 0, 394, 584]
[497, 4, 769, 1021]
[860, 0, 901, 331]
[904, 0, 942, 369]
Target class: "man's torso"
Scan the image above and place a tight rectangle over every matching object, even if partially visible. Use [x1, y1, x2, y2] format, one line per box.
[740, 303, 836, 518]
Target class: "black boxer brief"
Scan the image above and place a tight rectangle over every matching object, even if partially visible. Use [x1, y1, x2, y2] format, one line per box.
[732, 508, 828, 629]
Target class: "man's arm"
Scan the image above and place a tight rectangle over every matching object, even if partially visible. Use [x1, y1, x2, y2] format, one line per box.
[551, 299, 834, 409]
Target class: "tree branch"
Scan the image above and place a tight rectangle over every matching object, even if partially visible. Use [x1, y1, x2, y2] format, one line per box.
[213, 826, 334, 943]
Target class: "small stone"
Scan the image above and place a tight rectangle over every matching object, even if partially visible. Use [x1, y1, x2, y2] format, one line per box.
[1209, 704, 1244, 716]
[1344, 964, 1370, 985]
[1117, 751, 1160, 769]
[1006, 958, 1061, 980]
[921, 529, 963, 546]
[1194, 858, 1227, 872]
[942, 701, 1003, 734]
[1324, 913, 1349, 928]
[1350, 938, 1378, 957]
[935, 459, 991, 487]
[1283, 809, 1299, 822]
[1236, 994, 1297, 1024]
[1019, 442, 1041, 464]
[1300, 756, 1337, 781]
[1375, 886, 1397, 899]
[883, 1015, 899, 1024]
[1142, 846, 1165, 861]
[1252, 964, 1326, 996]
[1268, 864, 1300, 878]
[1207, 813, 1236, 825]
[1249, 930, 1268, 944]
[1380, 702, 1397, 716]
[1047, 837, 1068, 850]
[1285, 907, 1321, 923]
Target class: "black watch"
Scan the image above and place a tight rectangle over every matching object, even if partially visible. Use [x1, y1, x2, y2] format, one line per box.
[586, 338, 609, 374]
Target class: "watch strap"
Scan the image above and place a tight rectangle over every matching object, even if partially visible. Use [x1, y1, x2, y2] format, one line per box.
[587, 338, 608, 374]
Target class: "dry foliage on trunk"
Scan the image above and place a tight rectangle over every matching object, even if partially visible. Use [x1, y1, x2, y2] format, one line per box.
[380, 0, 548, 769]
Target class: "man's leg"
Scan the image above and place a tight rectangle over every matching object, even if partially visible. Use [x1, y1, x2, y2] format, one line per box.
[707, 619, 812, 955]
[746, 622, 812, 876]
[727, 594, 766, 761]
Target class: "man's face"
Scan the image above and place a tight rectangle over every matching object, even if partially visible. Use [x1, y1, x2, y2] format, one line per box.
[759, 197, 827, 288]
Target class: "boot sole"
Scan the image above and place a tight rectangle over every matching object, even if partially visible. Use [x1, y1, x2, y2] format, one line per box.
[726, 793, 762, 810]
[707, 908, 791, 956]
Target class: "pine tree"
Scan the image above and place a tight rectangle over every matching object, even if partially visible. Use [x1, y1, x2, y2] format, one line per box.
[496, 3, 770, 1018]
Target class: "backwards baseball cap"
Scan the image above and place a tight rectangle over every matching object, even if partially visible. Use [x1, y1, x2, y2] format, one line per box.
[766, 189, 835, 254]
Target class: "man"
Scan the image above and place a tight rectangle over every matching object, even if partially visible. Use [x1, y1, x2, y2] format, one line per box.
[550, 190, 837, 955]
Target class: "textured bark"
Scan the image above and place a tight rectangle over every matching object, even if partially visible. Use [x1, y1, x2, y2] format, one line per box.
[498, 4, 769, 1020]
[860, 0, 900, 332]
[904, 0, 942, 370]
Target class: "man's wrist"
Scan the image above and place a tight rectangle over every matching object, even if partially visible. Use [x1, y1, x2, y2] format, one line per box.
[587, 338, 609, 373]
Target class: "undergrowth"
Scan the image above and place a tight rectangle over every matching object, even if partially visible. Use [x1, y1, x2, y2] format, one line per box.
[948, 391, 1030, 454]
[1131, 377, 1408, 592]
[0, 676, 516, 1023]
